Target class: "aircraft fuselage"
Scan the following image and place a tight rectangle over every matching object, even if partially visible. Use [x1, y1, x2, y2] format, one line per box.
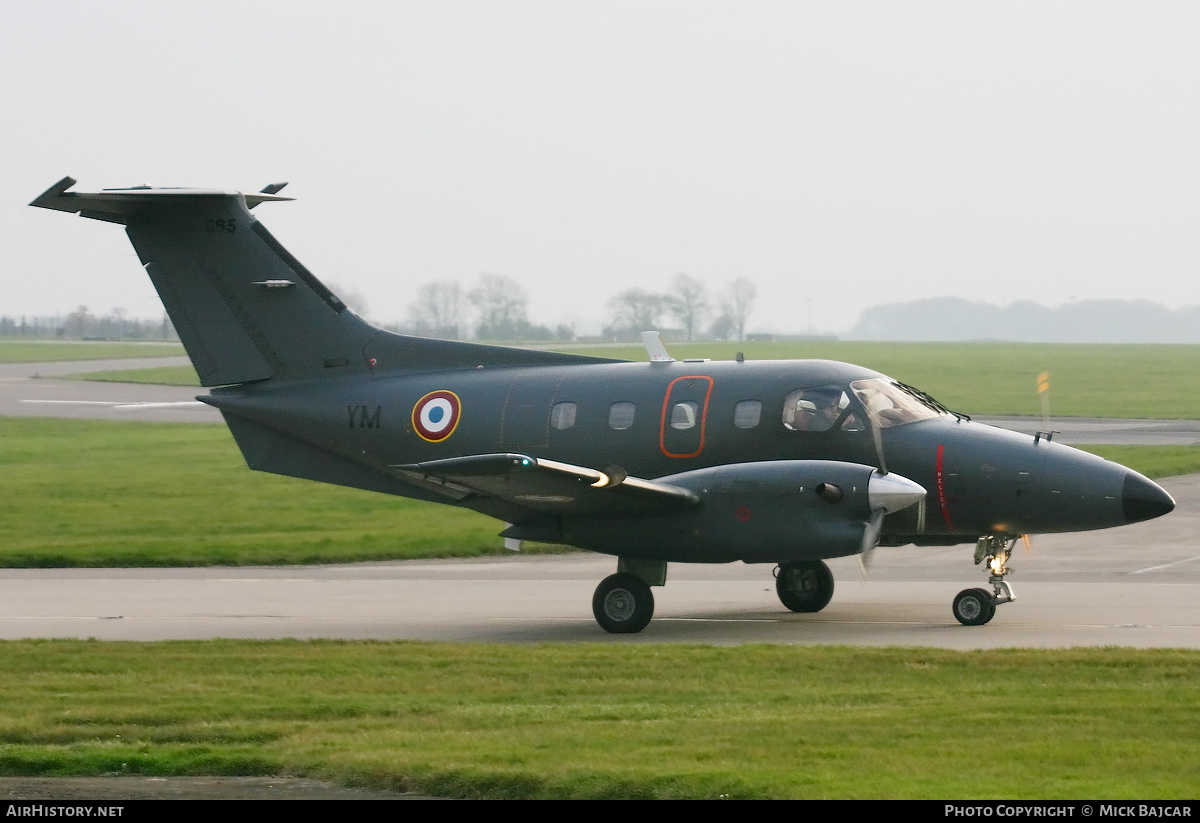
[203, 356, 1162, 564]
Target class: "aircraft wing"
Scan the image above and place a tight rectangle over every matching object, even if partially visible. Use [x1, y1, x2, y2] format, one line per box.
[391, 453, 700, 516]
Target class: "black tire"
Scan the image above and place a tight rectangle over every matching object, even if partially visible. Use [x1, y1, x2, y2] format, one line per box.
[952, 588, 996, 626]
[592, 573, 655, 634]
[775, 560, 835, 613]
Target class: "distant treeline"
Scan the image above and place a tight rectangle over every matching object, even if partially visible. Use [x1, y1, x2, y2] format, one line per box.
[0, 310, 177, 341]
[851, 298, 1200, 343]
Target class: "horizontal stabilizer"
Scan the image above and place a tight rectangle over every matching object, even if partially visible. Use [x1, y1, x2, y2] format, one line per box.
[30, 177, 293, 223]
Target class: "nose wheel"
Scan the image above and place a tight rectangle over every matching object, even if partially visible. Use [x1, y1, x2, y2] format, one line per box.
[952, 535, 1017, 626]
[952, 588, 996, 625]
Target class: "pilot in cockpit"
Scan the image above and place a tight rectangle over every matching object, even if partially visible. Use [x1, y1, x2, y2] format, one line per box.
[785, 388, 844, 432]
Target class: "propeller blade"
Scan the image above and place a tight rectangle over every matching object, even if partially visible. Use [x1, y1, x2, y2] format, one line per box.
[870, 415, 888, 475]
[857, 508, 886, 580]
[1022, 533, 1032, 553]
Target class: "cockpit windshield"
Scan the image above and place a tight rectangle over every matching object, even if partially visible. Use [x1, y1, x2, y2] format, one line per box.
[850, 377, 953, 429]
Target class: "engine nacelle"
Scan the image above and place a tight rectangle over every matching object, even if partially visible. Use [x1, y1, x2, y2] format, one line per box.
[558, 460, 925, 564]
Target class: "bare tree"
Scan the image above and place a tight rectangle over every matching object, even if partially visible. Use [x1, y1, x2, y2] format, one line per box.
[709, 312, 735, 341]
[407, 281, 462, 339]
[724, 278, 757, 341]
[469, 273, 529, 340]
[607, 288, 665, 339]
[66, 305, 92, 339]
[664, 273, 709, 341]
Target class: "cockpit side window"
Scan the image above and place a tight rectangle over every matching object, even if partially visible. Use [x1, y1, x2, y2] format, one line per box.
[782, 387, 858, 432]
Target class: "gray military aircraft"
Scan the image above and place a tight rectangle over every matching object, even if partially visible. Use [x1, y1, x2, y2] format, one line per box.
[31, 177, 1175, 633]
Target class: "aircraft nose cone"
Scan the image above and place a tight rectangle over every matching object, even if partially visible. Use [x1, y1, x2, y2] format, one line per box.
[1122, 472, 1175, 524]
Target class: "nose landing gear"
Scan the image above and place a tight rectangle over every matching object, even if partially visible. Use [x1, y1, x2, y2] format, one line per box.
[952, 535, 1017, 626]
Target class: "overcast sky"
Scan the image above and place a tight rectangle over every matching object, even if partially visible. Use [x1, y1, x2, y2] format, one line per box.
[6, 1, 1200, 335]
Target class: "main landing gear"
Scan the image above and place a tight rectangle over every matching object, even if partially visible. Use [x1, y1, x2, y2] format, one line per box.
[952, 535, 1017, 626]
[593, 573, 655, 634]
[591, 558, 839, 634]
[592, 558, 666, 634]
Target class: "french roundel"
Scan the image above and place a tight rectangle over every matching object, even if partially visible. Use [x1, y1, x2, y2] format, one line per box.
[412, 390, 461, 442]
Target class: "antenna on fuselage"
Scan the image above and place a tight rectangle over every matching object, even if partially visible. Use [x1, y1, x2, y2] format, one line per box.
[640, 331, 674, 363]
[1034, 371, 1057, 444]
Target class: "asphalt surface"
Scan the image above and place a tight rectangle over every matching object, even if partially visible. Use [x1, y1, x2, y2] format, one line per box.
[0, 356, 216, 422]
[3, 505, 1198, 649]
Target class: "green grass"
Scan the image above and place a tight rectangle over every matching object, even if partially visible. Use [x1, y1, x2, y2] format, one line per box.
[0, 418, 513, 567]
[69, 341, 1200, 419]
[1079, 445, 1200, 479]
[64, 365, 200, 386]
[0, 641, 1196, 798]
[0, 341, 183, 363]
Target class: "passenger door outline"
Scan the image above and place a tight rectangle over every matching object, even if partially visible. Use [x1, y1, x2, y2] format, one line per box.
[659, 375, 714, 458]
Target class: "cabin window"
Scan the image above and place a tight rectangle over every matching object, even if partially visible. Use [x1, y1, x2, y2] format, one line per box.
[733, 400, 762, 429]
[670, 401, 698, 430]
[608, 402, 636, 430]
[549, 402, 577, 430]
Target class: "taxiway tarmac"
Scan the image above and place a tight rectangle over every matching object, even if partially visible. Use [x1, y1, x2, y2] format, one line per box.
[3, 357, 1199, 648]
[0, 356, 216, 422]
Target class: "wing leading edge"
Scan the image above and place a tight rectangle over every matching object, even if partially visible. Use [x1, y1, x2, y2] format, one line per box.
[392, 453, 700, 516]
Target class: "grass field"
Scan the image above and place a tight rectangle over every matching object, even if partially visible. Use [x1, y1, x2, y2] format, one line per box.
[2, 417, 1197, 568]
[0, 641, 1196, 799]
[62, 365, 199, 386]
[0, 341, 183, 363]
[0, 419, 508, 567]
[69, 340, 1200, 419]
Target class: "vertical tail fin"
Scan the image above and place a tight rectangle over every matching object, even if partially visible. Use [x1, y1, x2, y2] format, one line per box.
[31, 177, 374, 387]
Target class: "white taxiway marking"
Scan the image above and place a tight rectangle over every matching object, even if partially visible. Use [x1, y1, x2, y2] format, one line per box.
[1132, 554, 1200, 574]
[114, 401, 205, 409]
[20, 399, 204, 409]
